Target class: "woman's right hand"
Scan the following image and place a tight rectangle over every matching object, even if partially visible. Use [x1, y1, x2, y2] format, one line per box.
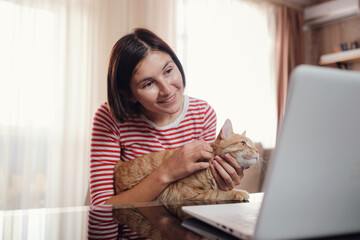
[106, 140, 213, 205]
[159, 140, 213, 184]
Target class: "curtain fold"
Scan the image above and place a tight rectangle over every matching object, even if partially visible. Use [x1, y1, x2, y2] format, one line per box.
[275, 6, 304, 126]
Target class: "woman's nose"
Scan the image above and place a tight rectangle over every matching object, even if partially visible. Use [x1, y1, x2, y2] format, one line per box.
[159, 79, 172, 95]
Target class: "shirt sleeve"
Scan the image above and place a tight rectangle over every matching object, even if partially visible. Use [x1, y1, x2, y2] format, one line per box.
[90, 104, 120, 205]
[202, 102, 217, 143]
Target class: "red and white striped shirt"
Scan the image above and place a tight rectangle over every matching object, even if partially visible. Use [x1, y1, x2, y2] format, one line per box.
[88, 95, 217, 239]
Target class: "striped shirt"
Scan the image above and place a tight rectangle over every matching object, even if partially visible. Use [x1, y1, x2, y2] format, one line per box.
[88, 95, 217, 239]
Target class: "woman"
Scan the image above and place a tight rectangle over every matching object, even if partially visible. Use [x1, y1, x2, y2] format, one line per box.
[90, 28, 245, 206]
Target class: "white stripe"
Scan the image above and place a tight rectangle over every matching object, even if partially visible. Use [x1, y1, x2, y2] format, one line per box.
[91, 156, 119, 161]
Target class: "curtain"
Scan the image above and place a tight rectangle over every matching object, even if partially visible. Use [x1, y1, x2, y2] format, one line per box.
[177, 0, 278, 148]
[275, 6, 304, 125]
[0, 0, 177, 210]
[115, 0, 178, 50]
[0, 0, 106, 210]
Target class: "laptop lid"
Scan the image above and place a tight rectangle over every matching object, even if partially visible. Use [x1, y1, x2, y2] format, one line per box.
[255, 65, 360, 239]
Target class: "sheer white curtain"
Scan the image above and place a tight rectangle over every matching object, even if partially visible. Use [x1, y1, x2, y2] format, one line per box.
[0, 0, 110, 210]
[177, 0, 278, 148]
[0, 0, 178, 210]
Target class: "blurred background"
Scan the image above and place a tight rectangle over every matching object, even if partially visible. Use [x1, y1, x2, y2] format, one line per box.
[0, 0, 326, 210]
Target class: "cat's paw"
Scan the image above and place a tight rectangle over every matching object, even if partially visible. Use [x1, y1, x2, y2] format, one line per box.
[232, 190, 249, 201]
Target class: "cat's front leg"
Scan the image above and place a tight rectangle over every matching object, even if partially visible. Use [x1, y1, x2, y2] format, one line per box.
[229, 189, 249, 201]
[196, 189, 249, 201]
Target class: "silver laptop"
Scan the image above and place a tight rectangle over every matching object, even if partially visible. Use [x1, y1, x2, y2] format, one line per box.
[182, 65, 360, 239]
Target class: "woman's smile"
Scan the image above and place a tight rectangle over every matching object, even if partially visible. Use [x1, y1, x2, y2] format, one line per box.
[158, 94, 176, 104]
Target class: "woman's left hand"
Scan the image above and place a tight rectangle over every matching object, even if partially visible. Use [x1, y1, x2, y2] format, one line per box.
[210, 154, 244, 191]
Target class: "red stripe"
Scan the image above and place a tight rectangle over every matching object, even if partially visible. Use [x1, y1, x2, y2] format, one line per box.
[91, 149, 120, 153]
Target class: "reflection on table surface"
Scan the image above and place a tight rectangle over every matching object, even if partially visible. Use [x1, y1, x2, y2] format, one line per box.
[1, 206, 89, 240]
[1, 194, 260, 240]
[111, 198, 248, 240]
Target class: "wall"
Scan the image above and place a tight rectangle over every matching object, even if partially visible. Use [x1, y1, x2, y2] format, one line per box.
[304, 14, 360, 71]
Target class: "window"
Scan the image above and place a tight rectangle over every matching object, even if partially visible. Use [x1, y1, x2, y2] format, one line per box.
[177, 0, 277, 148]
[0, 0, 93, 210]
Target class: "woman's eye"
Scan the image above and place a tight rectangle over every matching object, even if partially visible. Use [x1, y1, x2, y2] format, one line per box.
[165, 68, 172, 75]
[142, 81, 153, 88]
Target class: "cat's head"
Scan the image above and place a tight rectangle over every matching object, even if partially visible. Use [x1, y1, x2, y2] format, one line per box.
[214, 119, 259, 169]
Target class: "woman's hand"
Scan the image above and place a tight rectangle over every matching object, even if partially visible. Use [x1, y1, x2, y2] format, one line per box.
[106, 140, 213, 205]
[210, 153, 244, 190]
[160, 140, 213, 184]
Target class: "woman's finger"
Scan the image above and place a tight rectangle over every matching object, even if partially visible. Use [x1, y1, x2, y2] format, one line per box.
[215, 155, 243, 186]
[213, 157, 234, 189]
[192, 141, 213, 161]
[210, 162, 227, 190]
[223, 154, 243, 176]
[215, 156, 239, 177]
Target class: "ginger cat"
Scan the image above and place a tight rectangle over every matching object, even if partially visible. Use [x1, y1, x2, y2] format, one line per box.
[114, 119, 259, 202]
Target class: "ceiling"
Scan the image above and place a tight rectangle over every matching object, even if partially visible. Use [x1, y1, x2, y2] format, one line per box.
[287, 0, 319, 7]
[273, 0, 325, 10]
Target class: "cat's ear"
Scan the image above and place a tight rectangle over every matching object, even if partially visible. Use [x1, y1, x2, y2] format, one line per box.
[241, 130, 246, 137]
[220, 119, 234, 139]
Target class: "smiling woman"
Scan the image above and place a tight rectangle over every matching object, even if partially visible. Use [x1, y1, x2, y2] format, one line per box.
[92, 28, 218, 206]
[89, 28, 254, 238]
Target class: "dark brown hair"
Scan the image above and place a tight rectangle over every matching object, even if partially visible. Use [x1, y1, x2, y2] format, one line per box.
[107, 28, 186, 123]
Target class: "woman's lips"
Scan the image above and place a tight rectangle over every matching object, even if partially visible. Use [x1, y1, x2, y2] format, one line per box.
[158, 94, 176, 104]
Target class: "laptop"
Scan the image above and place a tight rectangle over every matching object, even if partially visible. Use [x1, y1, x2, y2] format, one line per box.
[182, 65, 360, 239]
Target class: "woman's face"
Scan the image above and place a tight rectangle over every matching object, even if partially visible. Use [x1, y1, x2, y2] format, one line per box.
[130, 51, 184, 125]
